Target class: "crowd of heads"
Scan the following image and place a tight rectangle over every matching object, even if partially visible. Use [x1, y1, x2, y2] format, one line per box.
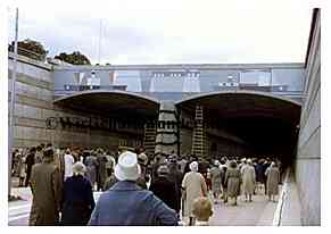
[11, 143, 283, 226]
[12, 143, 282, 183]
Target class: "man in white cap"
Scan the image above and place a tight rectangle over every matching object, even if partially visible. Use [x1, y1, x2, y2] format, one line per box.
[88, 151, 178, 226]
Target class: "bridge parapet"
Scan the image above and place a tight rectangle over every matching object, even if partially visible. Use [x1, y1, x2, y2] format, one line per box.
[51, 63, 305, 103]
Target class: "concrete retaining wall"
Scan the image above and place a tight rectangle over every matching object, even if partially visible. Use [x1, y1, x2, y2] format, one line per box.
[295, 9, 321, 225]
[8, 54, 142, 149]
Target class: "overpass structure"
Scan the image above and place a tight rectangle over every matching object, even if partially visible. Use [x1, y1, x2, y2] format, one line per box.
[8, 9, 320, 225]
[50, 59, 305, 159]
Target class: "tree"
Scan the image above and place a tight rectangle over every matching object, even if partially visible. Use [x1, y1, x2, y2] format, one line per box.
[54, 51, 91, 65]
[8, 39, 48, 61]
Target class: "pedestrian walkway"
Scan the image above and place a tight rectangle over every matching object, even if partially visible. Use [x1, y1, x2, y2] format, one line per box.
[9, 175, 302, 226]
[209, 193, 278, 226]
[8, 185, 103, 226]
[274, 170, 302, 226]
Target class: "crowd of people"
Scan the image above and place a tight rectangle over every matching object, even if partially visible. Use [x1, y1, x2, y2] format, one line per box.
[11, 144, 282, 226]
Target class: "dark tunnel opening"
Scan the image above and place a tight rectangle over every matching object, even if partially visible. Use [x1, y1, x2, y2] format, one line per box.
[177, 91, 301, 168]
[213, 116, 299, 167]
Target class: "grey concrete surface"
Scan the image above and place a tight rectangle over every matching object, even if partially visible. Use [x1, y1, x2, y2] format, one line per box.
[295, 9, 321, 225]
[9, 183, 279, 226]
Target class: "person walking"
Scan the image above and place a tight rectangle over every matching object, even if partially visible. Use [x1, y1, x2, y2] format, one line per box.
[149, 165, 177, 212]
[136, 152, 150, 189]
[34, 145, 43, 164]
[240, 159, 256, 202]
[178, 156, 188, 174]
[16, 149, 25, 187]
[103, 168, 117, 191]
[265, 162, 281, 202]
[29, 148, 61, 225]
[138, 151, 149, 177]
[219, 159, 228, 203]
[96, 149, 108, 191]
[167, 156, 183, 215]
[209, 160, 222, 203]
[263, 158, 271, 195]
[24, 147, 36, 187]
[64, 149, 75, 181]
[84, 151, 98, 190]
[255, 158, 266, 193]
[60, 162, 95, 225]
[181, 161, 208, 225]
[224, 160, 241, 206]
[105, 152, 116, 177]
[88, 151, 178, 226]
[150, 156, 161, 184]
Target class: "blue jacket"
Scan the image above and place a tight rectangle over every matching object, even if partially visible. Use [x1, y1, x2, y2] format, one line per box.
[88, 181, 178, 226]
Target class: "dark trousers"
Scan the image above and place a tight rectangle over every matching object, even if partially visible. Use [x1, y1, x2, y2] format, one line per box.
[24, 168, 32, 187]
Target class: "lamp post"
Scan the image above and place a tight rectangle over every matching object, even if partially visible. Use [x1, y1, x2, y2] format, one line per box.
[8, 8, 19, 198]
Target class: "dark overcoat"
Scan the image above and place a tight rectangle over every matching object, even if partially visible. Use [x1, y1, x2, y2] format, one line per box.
[61, 175, 95, 225]
[149, 176, 177, 211]
[29, 159, 61, 225]
[167, 166, 183, 212]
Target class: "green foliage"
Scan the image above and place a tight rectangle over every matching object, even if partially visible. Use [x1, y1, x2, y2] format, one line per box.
[54, 51, 91, 65]
[8, 38, 48, 61]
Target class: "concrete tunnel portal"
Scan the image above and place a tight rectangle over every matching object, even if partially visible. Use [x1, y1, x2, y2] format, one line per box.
[176, 91, 302, 167]
[53, 90, 301, 167]
[53, 90, 160, 150]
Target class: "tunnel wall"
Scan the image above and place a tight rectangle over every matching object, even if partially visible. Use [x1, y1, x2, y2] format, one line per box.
[295, 9, 320, 225]
[179, 109, 253, 158]
[8, 54, 142, 149]
[206, 135, 252, 159]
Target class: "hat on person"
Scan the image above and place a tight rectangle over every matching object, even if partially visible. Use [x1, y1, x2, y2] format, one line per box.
[114, 151, 141, 181]
[73, 161, 86, 176]
[189, 161, 199, 172]
[157, 165, 169, 176]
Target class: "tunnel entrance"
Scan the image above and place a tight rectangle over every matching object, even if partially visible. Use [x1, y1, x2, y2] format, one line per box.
[176, 91, 301, 167]
[53, 90, 159, 152]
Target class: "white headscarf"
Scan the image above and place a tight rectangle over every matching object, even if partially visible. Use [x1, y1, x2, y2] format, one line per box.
[73, 162, 86, 176]
[189, 161, 199, 172]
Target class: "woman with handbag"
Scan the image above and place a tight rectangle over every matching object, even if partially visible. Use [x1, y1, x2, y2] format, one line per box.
[181, 161, 208, 225]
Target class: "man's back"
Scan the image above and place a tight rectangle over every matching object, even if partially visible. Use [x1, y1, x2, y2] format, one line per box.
[149, 177, 177, 211]
[31, 163, 60, 206]
[29, 162, 61, 225]
[88, 181, 177, 226]
[25, 152, 35, 167]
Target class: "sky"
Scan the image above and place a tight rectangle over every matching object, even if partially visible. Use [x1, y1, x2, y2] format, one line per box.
[6, 0, 315, 65]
